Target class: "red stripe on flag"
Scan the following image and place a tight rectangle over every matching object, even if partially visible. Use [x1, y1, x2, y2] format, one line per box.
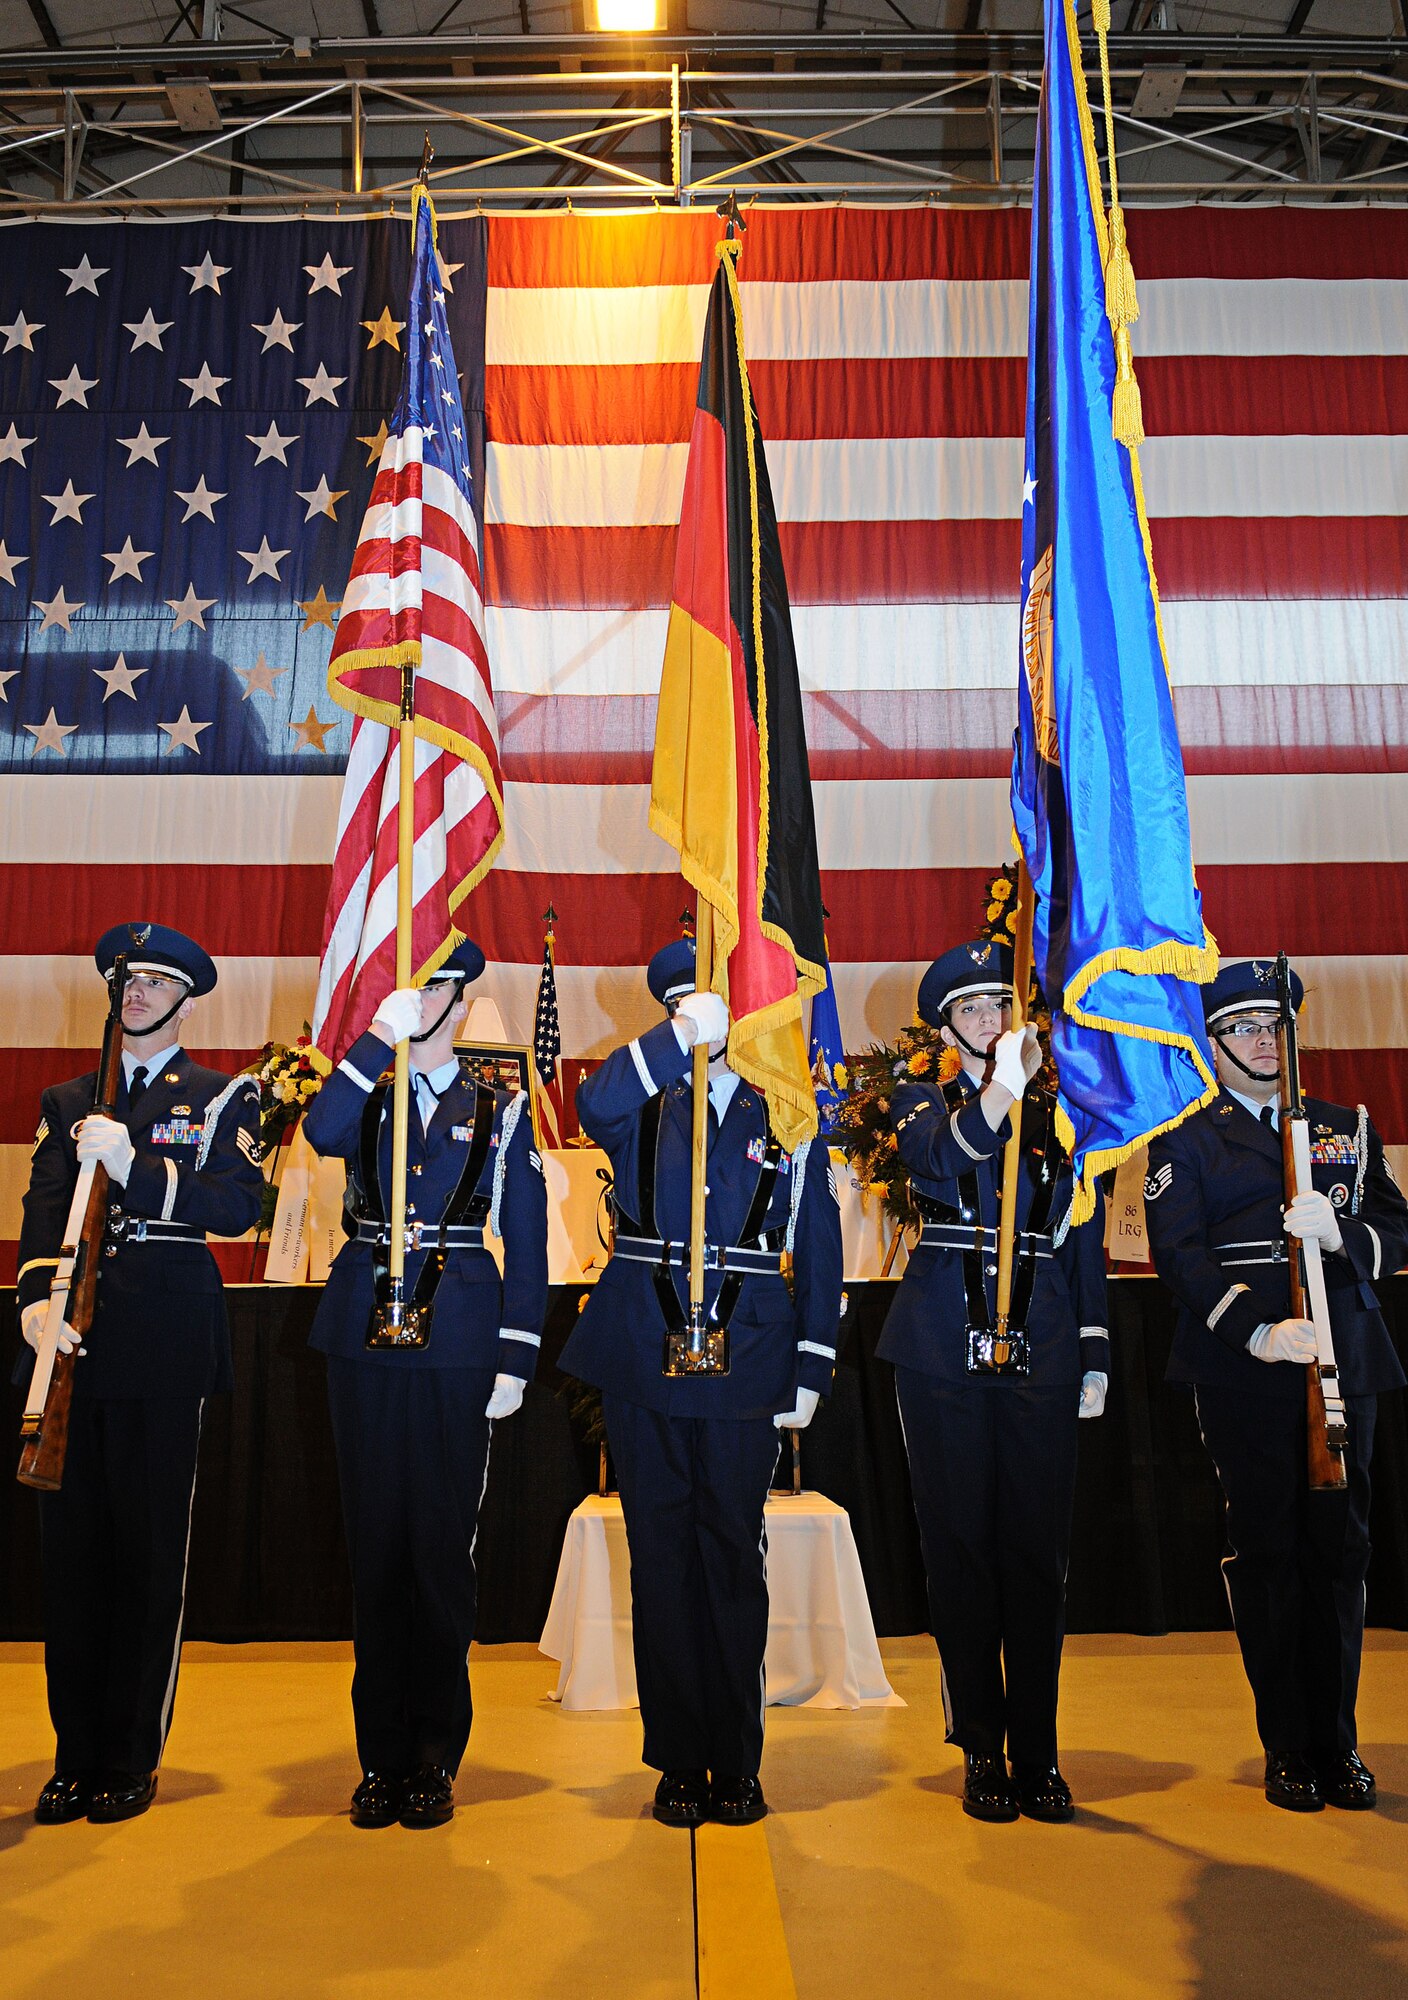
[488, 207, 1408, 287]
[485, 517, 1408, 612]
[486, 355, 1408, 448]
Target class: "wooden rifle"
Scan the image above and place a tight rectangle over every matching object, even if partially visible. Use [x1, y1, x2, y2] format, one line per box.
[1275, 951, 1348, 1494]
[17, 953, 128, 1491]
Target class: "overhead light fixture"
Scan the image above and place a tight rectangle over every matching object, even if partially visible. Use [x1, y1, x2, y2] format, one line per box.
[594, 0, 661, 29]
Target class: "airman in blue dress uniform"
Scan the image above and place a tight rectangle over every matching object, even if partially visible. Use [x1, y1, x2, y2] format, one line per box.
[879, 940, 1109, 1825]
[1145, 958, 1408, 1813]
[303, 940, 548, 1830]
[16, 922, 263, 1826]
[560, 938, 844, 1828]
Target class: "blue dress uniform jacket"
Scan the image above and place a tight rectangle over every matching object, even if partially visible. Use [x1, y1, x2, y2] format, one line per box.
[15, 1051, 262, 1783]
[877, 1068, 1108, 1773]
[560, 1017, 844, 1419]
[302, 1026, 549, 1781]
[1146, 1091, 1407, 1398]
[878, 1071, 1109, 1383]
[561, 1014, 843, 1780]
[16, 1055, 263, 1399]
[1148, 1089, 1408, 1764]
[303, 1027, 549, 1377]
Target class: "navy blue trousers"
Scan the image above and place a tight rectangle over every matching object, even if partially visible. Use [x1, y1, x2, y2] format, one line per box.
[38, 1393, 204, 1777]
[895, 1369, 1079, 1769]
[603, 1394, 780, 1777]
[1195, 1385, 1376, 1760]
[326, 1360, 495, 1777]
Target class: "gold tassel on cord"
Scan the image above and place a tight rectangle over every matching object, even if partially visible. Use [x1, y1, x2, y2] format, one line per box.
[1092, 0, 1111, 29]
[1104, 201, 1140, 329]
[1112, 326, 1145, 450]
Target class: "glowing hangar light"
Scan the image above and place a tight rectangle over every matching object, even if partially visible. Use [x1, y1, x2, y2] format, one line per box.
[594, 0, 661, 28]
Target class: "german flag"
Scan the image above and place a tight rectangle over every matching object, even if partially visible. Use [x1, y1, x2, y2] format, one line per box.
[650, 239, 827, 1152]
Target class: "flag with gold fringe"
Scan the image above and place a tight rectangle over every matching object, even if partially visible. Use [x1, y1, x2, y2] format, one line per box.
[312, 183, 503, 1065]
[650, 236, 827, 1154]
[1011, 0, 1219, 1224]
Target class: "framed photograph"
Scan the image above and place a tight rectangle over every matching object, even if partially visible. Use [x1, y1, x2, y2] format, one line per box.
[453, 1039, 546, 1147]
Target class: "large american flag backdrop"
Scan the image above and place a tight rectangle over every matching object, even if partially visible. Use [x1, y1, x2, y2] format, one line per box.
[1, 206, 1405, 1277]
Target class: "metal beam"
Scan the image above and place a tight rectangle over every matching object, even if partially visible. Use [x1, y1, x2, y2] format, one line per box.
[1285, 0, 1317, 33]
[361, 0, 381, 32]
[24, 0, 61, 50]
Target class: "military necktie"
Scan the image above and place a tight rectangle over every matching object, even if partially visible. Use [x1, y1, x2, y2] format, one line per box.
[1260, 1104, 1277, 1132]
[126, 1065, 148, 1116]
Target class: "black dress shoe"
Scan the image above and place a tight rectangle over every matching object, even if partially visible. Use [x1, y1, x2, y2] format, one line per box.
[652, 1770, 710, 1827]
[400, 1765, 455, 1829]
[87, 1771, 157, 1823]
[1264, 1753, 1324, 1813]
[1011, 1764, 1075, 1823]
[708, 1775, 767, 1826]
[35, 1771, 96, 1825]
[350, 1771, 406, 1829]
[962, 1752, 1019, 1824]
[1317, 1751, 1377, 1811]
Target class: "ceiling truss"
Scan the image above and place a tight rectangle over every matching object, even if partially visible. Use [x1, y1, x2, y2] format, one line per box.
[0, 31, 1405, 212]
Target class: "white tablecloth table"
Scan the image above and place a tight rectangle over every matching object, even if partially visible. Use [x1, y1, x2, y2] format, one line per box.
[539, 1492, 902, 1711]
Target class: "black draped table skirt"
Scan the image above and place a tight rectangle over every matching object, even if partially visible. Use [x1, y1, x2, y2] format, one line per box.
[5, 1278, 1407, 1643]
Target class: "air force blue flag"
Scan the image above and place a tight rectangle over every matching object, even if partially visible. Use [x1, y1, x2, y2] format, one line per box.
[1011, 0, 1218, 1224]
[808, 953, 847, 1138]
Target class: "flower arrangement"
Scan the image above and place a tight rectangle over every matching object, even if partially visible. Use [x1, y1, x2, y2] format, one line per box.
[834, 1020, 962, 1230]
[245, 1030, 325, 1147]
[241, 1030, 327, 1237]
[982, 862, 1020, 947]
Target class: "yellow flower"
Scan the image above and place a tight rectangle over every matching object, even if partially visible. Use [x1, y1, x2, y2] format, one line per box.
[991, 877, 1013, 904]
[833, 1063, 849, 1090]
[907, 1051, 931, 1076]
[986, 902, 1002, 922]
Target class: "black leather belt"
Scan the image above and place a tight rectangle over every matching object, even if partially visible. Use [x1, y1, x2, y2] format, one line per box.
[919, 1222, 1054, 1259]
[104, 1218, 205, 1244]
[353, 1220, 485, 1251]
[613, 1236, 784, 1277]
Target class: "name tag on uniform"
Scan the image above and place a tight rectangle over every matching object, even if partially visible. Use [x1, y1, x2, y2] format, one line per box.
[150, 1119, 203, 1147]
[451, 1124, 473, 1142]
[1310, 1135, 1357, 1166]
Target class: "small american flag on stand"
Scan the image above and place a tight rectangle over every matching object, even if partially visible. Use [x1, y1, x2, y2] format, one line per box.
[533, 905, 564, 1146]
[311, 185, 503, 1064]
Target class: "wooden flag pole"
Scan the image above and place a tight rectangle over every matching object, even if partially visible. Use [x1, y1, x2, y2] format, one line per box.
[687, 901, 713, 1352]
[994, 854, 1034, 1341]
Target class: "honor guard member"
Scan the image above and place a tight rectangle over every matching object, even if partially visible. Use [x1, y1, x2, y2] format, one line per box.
[17, 923, 263, 1825]
[560, 938, 844, 1830]
[1145, 959, 1408, 1814]
[879, 940, 1109, 1826]
[303, 940, 548, 1832]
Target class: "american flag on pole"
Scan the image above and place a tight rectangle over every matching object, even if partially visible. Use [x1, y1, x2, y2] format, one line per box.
[311, 188, 503, 1063]
[533, 911, 564, 1147]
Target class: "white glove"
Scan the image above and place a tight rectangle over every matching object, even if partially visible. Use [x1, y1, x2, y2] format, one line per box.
[372, 986, 424, 1045]
[1248, 1318, 1318, 1365]
[774, 1387, 820, 1431]
[76, 1114, 134, 1186]
[21, 1301, 80, 1356]
[673, 990, 729, 1052]
[989, 1025, 1038, 1100]
[1283, 1190, 1343, 1256]
[485, 1373, 526, 1420]
[1079, 1371, 1108, 1419]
